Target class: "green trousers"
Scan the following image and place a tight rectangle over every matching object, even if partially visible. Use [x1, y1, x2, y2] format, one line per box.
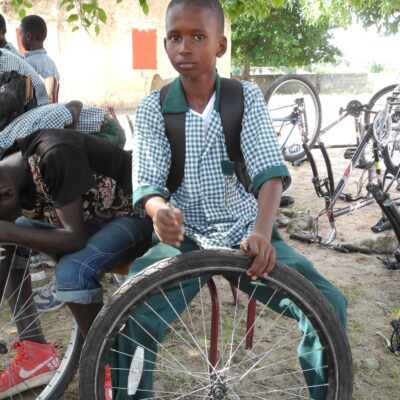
[111, 228, 347, 400]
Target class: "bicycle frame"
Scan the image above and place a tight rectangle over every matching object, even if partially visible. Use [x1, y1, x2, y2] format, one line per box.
[303, 123, 396, 245]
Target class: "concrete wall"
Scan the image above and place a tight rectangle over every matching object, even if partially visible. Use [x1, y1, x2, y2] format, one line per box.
[2, 0, 232, 108]
[245, 73, 400, 96]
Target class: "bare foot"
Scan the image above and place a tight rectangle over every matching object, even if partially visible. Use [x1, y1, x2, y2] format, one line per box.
[65, 100, 83, 129]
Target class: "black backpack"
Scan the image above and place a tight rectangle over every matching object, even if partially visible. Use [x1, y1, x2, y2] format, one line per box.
[0, 69, 37, 131]
[160, 78, 255, 195]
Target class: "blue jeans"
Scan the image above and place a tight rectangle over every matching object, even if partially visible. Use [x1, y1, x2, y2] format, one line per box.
[15, 216, 152, 304]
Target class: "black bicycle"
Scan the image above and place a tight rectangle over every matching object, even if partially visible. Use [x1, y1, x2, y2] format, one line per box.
[290, 83, 400, 250]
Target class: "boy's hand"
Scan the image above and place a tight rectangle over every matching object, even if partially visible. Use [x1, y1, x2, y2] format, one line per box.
[240, 234, 276, 280]
[153, 204, 185, 247]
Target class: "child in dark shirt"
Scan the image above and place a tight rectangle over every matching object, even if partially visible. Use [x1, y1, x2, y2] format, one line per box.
[0, 129, 152, 399]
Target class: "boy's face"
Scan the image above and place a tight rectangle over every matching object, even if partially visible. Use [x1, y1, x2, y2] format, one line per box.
[165, 3, 227, 79]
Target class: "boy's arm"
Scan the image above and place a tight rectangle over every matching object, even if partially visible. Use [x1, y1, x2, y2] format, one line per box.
[0, 198, 86, 255]
[240, 178, 282, 280]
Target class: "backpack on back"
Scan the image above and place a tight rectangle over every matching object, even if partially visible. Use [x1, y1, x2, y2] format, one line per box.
[160, 78, 255, 196]
[0, 69, 37, 131]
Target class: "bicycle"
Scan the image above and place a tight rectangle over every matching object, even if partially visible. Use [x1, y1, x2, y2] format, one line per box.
[0, 245, 83, 399]
[264, 74, 322, 163]
[289, 83, 400, 249]
[0, 242, 127, 399]
[78, 249, 353, 399]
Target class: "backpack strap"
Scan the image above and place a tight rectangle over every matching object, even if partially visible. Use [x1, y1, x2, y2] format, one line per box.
[219, 78, 244, 163]
[160, 78, 252, 194]
[219, 78, 253, 194]
[160, 83, 186, 194]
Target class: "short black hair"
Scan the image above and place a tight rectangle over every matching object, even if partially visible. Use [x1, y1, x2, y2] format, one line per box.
[21, 15, 47, 42]
[0, 14, 6, 34]
[167, 0, 224, 32]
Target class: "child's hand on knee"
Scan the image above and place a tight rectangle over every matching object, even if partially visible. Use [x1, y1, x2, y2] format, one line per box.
[153, 205, 185, 247]
[240, 234, 276, 280]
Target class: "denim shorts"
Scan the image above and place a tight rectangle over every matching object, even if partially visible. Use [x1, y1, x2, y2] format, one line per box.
[15, 215, 152, 304]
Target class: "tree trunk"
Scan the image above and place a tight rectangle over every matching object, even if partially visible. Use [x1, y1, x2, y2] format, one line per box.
[241, 61, 251, 81]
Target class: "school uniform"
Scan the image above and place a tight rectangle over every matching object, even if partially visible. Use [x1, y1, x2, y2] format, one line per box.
[113, 76, 347, 399]
[0, 104, 125, 150]
[24, 48, 60, 81]
[0, 48, 48, 106]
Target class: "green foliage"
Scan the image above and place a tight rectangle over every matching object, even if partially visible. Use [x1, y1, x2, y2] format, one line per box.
[231, 2, 342, 69]
[299, 0, 400, 34]
[9, 0, 150, 35]
[369, 61, 385, 73]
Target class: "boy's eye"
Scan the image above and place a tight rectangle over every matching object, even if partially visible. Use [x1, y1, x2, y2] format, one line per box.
[193, 34, 205, 41]
[168, 34, 181, 42]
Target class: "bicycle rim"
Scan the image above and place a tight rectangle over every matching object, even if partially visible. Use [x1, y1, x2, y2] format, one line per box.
[79, 250, 352, 400]
[0, 247, 83, 400]
[265, 75, 322, 163]
[366, 85, 400, 176]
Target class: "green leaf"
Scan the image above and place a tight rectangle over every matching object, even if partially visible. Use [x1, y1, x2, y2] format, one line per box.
[139, 0, 149, 14]
[116, 0, 123, 3]
[95, 25, 100, 35]
[67, 14, 79, 23]
[98, 8, 107, 23]
[60, 0, 71, 6]
[23, 1, 33, 7]
[82, 3, 94, 12]
[72, 26, 79, 32]
[18, 8, 26, 18]
[66, 4, 74, 11]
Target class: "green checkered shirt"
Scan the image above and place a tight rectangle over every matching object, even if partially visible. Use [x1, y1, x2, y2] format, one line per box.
[133, 76, 291, 248]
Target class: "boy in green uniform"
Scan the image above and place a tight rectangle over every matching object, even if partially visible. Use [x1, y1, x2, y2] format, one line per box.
[113, 0, 348, 398]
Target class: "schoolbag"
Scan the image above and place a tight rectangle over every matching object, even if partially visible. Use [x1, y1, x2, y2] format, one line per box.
[0, 69, 37, 131]
[160, 78, 255, 195]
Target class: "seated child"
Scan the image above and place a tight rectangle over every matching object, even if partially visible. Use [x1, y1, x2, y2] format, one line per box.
[0, 128, 152, 399]
[20, 15, 60, 82]
[111, 1, 348, 399]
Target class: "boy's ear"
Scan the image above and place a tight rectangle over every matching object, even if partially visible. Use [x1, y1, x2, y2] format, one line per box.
[216, 35, 227, 58]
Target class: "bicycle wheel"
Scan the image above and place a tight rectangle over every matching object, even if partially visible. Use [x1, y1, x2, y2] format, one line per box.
[265, 75, 322, 163]
[365, 84, 400, 175]
[79, 249, 353, 399]
[0, 246, 83, 399]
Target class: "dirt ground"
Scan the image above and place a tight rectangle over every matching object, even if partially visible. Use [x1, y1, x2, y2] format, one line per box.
[58, 92, 400, 399]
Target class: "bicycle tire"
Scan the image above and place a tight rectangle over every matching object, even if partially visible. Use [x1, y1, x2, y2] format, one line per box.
[79, 249, 353, 399]
[265, 75, 322, 163]
[365, 84, 400, 176]
[0, 247, 83, 400]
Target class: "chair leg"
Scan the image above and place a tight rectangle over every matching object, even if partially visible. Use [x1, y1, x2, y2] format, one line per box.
[207, 278, 220, 371]
[246, 297, 257, 350]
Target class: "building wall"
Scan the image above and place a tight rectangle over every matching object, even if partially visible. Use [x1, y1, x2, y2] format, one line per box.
[2, 0, 232, 108]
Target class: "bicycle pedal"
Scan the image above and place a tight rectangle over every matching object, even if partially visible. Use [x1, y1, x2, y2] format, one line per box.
[343, 148, 356, 160]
